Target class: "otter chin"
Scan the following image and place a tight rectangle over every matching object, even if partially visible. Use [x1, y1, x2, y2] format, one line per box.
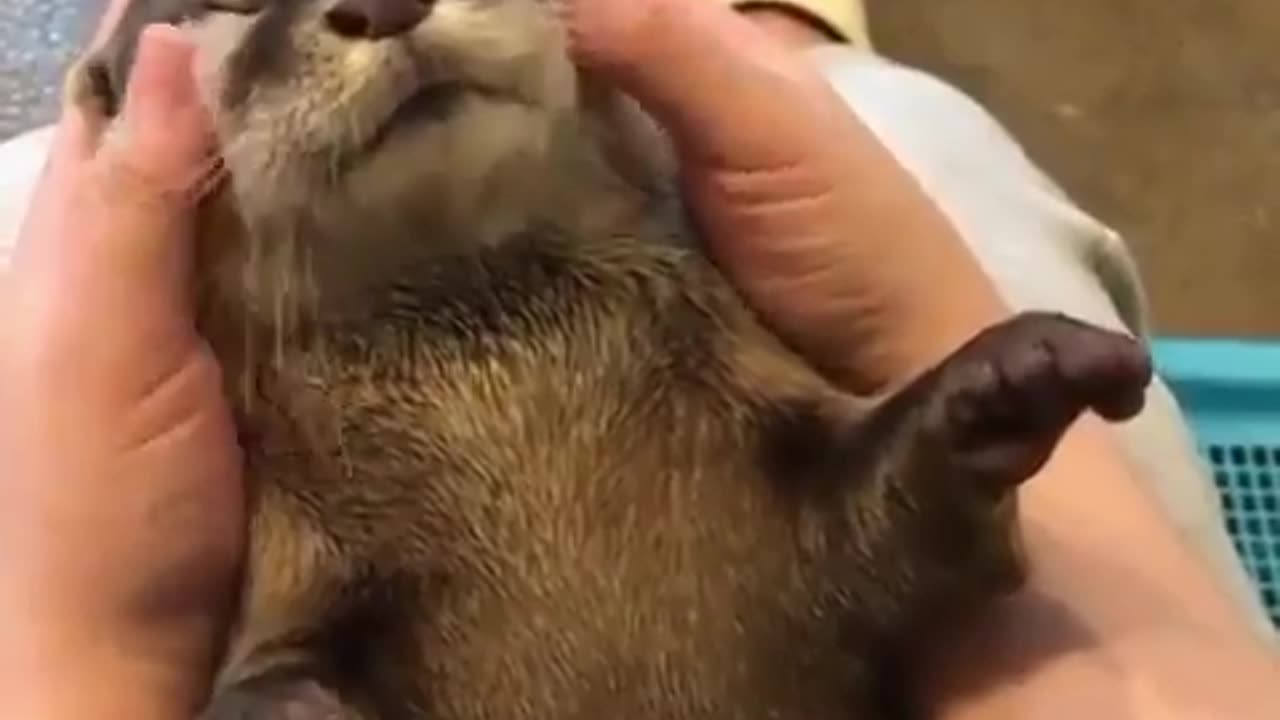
[358, 82, 465, 152]
[70, 1, 1153, 719]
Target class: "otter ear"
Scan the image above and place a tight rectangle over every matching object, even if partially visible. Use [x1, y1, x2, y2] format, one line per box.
[202, 675, 358, 720]
[64, 0, 155, 121]
[62, 52, 116, 119]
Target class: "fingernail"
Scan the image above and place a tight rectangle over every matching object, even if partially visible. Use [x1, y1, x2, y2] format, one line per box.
[113, 23, 215, 187]
[554, 0, 650, 70]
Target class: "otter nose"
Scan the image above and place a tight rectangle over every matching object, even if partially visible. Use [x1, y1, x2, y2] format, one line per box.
[324, 0, 432, 39]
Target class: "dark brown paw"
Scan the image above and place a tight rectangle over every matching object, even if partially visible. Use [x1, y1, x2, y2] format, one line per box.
[936, 312, 1153, 488]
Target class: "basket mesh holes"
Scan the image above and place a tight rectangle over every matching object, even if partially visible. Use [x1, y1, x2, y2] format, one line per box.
[1209, 443, 1280, 628]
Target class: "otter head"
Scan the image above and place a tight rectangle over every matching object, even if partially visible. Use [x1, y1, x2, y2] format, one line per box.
[79, 0, 673, 319]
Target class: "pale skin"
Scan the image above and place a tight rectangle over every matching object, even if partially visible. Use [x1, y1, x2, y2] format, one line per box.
[0, 21, 239, 720]
[0, 1, 1276, 719]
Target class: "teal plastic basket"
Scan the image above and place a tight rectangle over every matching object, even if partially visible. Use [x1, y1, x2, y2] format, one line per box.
[1152, 338, 1280, 630]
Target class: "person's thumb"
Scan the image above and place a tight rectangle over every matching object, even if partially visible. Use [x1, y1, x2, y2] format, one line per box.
[556, 0, 911, 385]
[15, 23, 215, 306]
[557, 0, 842, 174]
[558, 0, 1009, 392]
[79, 22, 217, 302]
[4, 24, 219, 403]
[114, 24, 216, 192]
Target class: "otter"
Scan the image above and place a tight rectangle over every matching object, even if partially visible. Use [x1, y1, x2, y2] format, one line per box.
[70, 1, 1153, 718]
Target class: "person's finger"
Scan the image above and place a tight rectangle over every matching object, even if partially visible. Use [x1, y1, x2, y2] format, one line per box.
[556, 0, 842, 174]
[26, 0, 136, 197]
[14, 115, 97, 259]
[13, 61, 115, 258]
[7, 22, 216, 380]
[114, 23, 216, 184]
[9, 98, 115, 282]
[66, 23, 216, 302]
[556, 0, 1011, 392]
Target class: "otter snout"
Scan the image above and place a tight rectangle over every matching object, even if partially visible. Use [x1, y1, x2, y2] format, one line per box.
[325, 0, 436, 39]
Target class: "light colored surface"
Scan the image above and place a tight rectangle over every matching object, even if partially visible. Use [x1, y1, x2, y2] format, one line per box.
[0, 124, 55, 265]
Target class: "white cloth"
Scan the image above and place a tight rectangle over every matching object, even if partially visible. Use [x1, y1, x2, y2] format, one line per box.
[0, 123, 54, 266]
[806, 46, 1271, 635]
[0, 47, 1271, 637]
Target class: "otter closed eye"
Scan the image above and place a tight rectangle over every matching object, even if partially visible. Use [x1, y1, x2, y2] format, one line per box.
[74, 1, 1153, 719]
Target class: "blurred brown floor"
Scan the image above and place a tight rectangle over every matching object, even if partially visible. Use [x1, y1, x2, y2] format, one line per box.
[867, 0, 1280, 337]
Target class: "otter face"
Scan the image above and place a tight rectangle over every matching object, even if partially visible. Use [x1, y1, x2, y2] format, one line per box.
[88, 0, 579, 233]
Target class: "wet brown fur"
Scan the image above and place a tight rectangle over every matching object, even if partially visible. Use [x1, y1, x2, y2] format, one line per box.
[71, 1, 1153, 718]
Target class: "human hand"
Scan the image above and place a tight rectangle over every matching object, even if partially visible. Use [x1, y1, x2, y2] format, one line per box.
[556, 0, 1010, 393]
[0, 23, 242, 719]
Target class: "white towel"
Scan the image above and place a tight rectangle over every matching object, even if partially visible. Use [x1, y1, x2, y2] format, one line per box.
[0, 123, 56, 267]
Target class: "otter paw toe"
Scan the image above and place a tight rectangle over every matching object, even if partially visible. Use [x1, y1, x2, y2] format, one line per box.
[938, 312, 1153, 488]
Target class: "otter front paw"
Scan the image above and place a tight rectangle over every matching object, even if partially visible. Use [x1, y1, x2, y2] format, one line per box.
[935, 311, 1153, 489]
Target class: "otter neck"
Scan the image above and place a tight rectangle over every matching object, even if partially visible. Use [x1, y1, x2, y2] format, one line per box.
[201, 86, 686, 354]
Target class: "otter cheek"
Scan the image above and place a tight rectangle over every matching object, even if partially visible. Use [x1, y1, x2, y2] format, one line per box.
[189, 57, 229, 127]
[184, 13, 255, 118]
